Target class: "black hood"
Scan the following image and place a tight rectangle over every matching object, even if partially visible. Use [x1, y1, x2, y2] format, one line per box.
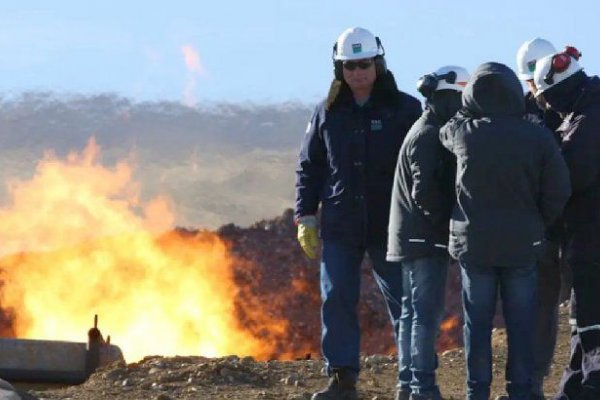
[462, 62, 525, 117]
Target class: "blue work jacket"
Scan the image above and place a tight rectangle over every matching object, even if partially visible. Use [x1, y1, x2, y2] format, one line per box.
[295, 93, 421, 246]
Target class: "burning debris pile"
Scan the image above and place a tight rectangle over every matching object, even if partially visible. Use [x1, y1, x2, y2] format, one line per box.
[0, 139, 287, 363]
[213, 208, 465, 359]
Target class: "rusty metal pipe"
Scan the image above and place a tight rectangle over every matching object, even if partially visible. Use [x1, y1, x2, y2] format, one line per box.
[0, 315, 124, 384]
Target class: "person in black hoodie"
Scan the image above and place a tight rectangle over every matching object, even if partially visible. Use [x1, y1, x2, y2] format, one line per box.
[387, 65, 469, 400]
[534, 48, 600, 400]
[296, 27, 421, 400]
[440, 62, 571, 400]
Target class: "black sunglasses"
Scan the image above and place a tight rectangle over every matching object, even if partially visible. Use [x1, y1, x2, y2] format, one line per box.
[342, 59, 373, 71]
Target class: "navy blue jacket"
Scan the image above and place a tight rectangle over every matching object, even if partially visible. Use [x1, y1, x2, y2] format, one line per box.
[295, 74, 421, 246]
[552, 76, 600, 263]
[525, 92, 565, 242]
[439, 63, 571, 266]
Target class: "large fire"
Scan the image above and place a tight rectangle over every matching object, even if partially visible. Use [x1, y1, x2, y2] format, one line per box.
[0, 139, 286, 362]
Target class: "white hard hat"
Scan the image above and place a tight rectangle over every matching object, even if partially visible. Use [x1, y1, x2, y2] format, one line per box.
[333, 27, 382, 61]
[516, 38, 556, 80]
[434, 65, 470, 92]
[416, 65, 470, 98]
[534, 49, 583, 94]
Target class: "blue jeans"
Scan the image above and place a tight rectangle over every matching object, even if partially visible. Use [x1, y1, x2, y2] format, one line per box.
[460, 262, 537, 400]
[320, 240, 403, 374]
[398, 256, 448, 395]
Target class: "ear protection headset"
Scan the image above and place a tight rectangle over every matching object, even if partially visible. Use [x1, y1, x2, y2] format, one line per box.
[543, 46, 582, 85]
[332, 37, 387, 81]
[416, 71, 458, 98]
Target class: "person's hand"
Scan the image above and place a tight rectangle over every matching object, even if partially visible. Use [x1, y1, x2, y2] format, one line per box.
[297, 215, 319, 259]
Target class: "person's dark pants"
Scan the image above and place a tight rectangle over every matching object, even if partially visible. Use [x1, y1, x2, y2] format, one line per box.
[398, 256, 448, 396]
[320, 239, 403, 375]
[459, 262, 537, 400]
[532, 240, 562, 394]
[555, 262, 600, 400]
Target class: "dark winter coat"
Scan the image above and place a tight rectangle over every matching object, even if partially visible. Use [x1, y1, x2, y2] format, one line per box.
[387, 90, 460, 261]
[295, 71, 422, 246]
[524, 91, 563, 133]
[550, 75, 600, 263]
[525, 92, 565, 242]
[439, 62, 571, 267]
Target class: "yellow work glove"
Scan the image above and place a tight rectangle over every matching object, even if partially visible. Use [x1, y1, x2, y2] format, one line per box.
[297, 215, 319, 259]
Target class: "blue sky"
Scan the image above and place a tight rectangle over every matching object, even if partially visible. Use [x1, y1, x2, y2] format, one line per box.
[0, 1, 598, 105]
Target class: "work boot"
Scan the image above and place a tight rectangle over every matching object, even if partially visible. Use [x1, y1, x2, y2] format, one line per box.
[395, 387, 411, 400]
[311, 368, 358, 400]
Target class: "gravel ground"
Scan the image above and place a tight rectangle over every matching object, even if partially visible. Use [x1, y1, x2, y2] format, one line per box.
[15, 304, 571, 400]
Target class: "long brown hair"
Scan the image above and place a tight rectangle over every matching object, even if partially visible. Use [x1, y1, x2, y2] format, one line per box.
[325, 70, 403, 110]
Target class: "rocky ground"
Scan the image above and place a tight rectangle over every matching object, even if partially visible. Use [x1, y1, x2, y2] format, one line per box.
[15, 304, 571, 400]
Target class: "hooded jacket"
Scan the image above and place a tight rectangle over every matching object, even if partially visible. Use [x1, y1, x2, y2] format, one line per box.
[524, 92, 565, 241]
[387, 90, 460, 261]
[550, 75, 600, 263]
[295, 71, 422, 246]
[439, 62, 571, 266]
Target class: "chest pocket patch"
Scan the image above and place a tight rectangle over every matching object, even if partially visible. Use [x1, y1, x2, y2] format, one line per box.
[370, 119, 383, 132]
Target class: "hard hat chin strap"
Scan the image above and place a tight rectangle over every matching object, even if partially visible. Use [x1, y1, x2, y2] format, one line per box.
[375, 37, 385, 57]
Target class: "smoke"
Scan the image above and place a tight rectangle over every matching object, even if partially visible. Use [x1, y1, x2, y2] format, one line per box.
[181, 45, 206, 107]
[0, 280, 16, 337]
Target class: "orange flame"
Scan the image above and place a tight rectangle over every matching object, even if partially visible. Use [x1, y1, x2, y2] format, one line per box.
[437, 314, 462, 351]
[440, 315, 460, 332]
[0, 138, 283, 362]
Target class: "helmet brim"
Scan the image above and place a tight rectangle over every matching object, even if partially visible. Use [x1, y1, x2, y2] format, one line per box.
[334, 50, 379, 61]
[517, 71, 534, 81]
